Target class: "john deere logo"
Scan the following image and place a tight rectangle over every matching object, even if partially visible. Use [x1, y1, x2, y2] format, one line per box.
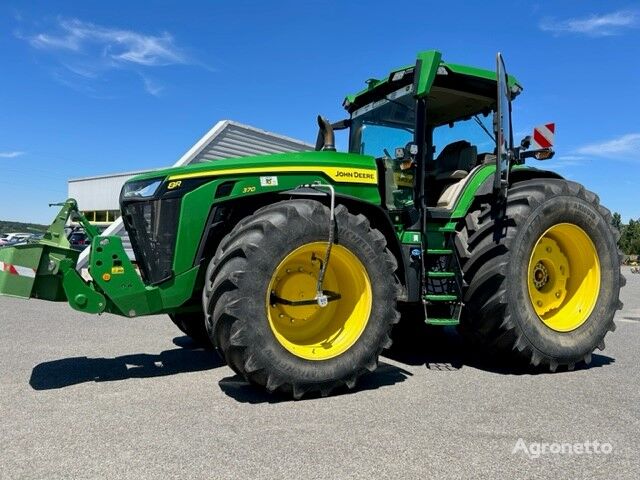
[335, 170, 375, 180]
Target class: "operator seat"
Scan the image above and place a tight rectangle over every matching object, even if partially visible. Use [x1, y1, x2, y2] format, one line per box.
[433, 140, 477, 181]
[432, 140, 478, 209]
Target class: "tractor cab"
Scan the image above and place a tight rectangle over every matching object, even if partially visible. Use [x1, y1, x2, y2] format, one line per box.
[332, 51, 523, 213]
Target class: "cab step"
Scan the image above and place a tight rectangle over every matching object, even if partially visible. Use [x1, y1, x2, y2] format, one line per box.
[427, 271, 455, 278]
[425, 317, 460, 326]
[434, 225, 457, 233]
[425, 294, 459, 302]
[426, 248, 453, 255]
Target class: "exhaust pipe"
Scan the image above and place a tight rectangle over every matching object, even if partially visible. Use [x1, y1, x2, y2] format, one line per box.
[316, 115, 336, 151]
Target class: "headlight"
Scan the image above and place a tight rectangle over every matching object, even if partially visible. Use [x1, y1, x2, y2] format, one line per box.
[121, 178, 163, 199]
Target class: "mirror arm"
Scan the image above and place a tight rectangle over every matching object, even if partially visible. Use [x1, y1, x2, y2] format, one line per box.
[519, 148, 555, 161]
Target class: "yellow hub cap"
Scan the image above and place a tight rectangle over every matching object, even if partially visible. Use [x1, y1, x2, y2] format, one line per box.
[527, 223, 601, 332]
[266, 242, 372, 360]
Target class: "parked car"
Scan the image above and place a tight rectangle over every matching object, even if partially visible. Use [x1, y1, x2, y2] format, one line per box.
[0, 233, 33, 247]
[67, 230, 91, 251]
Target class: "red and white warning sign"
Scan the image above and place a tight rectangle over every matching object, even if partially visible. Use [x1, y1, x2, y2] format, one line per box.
[0, 261, 36, 278]
[532, 123, 555, 149]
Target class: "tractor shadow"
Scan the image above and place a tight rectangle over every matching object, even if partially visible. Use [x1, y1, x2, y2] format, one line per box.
[382, 323, 614, 375]
[30, 336, 224, 390]
[218, 361, 412, 404]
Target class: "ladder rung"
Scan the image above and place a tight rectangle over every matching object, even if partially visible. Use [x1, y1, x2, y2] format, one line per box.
[426, 317, 460, 326]
[425, 294, 459, 301]
[426, 248, 453, 255]
[427, 271, 455, 278]
[427, 225, 456, 233]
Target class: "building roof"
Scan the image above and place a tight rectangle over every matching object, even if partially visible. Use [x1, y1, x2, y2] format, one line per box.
[73, 119, 312, 268]
[69, 120, 312, 183]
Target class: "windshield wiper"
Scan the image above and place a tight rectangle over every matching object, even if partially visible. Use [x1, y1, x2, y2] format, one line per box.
[473, 115, 495, 143]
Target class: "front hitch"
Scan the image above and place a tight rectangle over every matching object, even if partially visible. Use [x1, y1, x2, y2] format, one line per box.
[0, 200, 106, 312]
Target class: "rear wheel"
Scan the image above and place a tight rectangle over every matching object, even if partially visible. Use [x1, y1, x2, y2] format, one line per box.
[456, 179, 624, 370]
[203, 199, 400, 398]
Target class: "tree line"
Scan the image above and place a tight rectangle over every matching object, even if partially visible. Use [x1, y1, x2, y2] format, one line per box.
[0, 220, 48, 235]
[612, 213, 640, 256]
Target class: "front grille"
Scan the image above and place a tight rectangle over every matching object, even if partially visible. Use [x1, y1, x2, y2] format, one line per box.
[121, 198, 181, 285]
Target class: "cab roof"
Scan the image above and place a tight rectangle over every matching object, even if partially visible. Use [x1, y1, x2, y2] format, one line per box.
[343, 51, 522, 124]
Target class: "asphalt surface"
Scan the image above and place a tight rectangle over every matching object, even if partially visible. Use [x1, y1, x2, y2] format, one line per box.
[1, 268, 638, 480]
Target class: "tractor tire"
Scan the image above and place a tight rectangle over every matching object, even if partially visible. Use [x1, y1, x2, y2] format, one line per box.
[203, 199, 400, 398]
[168, 312, 212, 348]
[455, 178, 624, 371]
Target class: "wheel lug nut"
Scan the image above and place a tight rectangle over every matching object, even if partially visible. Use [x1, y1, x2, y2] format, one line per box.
[279, 313, 285, 318]
[537, 300, 543, 307]
[555, 291, 561, 298]
[546, 247, 552, 253]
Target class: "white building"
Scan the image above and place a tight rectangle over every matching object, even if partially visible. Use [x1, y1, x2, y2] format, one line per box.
[68, 120, 312, 225]
[68, 120, 312, 265]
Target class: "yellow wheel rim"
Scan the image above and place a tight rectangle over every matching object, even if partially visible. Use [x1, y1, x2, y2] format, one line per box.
[527, 223, 601, 332]
[266, 242, 372, 360]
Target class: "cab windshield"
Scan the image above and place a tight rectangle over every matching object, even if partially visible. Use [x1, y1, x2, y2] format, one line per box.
[432, 115, 495, 158]
[349, 85, 415, 158]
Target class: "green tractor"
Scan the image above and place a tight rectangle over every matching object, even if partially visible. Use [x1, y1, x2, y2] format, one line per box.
[0, 51, 624, 398]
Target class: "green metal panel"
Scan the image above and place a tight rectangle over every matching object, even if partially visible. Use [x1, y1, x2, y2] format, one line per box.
[0, 244, 42, 298]
[445, 62, 521, 93]
[172, 181, 219, 275]
[426, 230, 446, 250]
[61, 263, 106, 314]
[128, 151, 379, 184]
[449, 165, 495, 218]
[414, 50, 442, 98]
[156, 267, 200, 310]
[170, 159, 381, 276]
[82, 234, 197, 317]
[400, 231, 422, 244]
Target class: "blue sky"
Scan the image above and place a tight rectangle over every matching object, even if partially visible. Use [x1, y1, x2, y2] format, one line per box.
[1, 0, 639, 223]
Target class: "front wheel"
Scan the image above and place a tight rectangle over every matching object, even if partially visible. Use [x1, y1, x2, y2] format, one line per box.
[168, 312, 212, 348]
[203, 200, 401, 398]
[456, 179, 624, 370]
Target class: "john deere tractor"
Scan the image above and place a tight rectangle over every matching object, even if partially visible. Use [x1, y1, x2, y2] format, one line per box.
[0, 52, 624, 398]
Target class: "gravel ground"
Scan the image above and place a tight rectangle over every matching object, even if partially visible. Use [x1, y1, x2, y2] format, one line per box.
[0, 267, 638, 479]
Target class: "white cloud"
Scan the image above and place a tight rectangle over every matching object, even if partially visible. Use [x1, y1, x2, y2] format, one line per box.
[550, 156, 589, 169]
[142, 76, 164, 97]
[0, 151, 25, 158]
[540, 10, 639, 36]
[28, 18, 186, 66]
[576, 133, 640, 161]
[18, 17, 203, 96]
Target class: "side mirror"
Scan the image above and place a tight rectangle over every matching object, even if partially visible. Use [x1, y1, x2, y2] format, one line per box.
[494, 52, 513, 197]
[520, 135, 531, 150]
